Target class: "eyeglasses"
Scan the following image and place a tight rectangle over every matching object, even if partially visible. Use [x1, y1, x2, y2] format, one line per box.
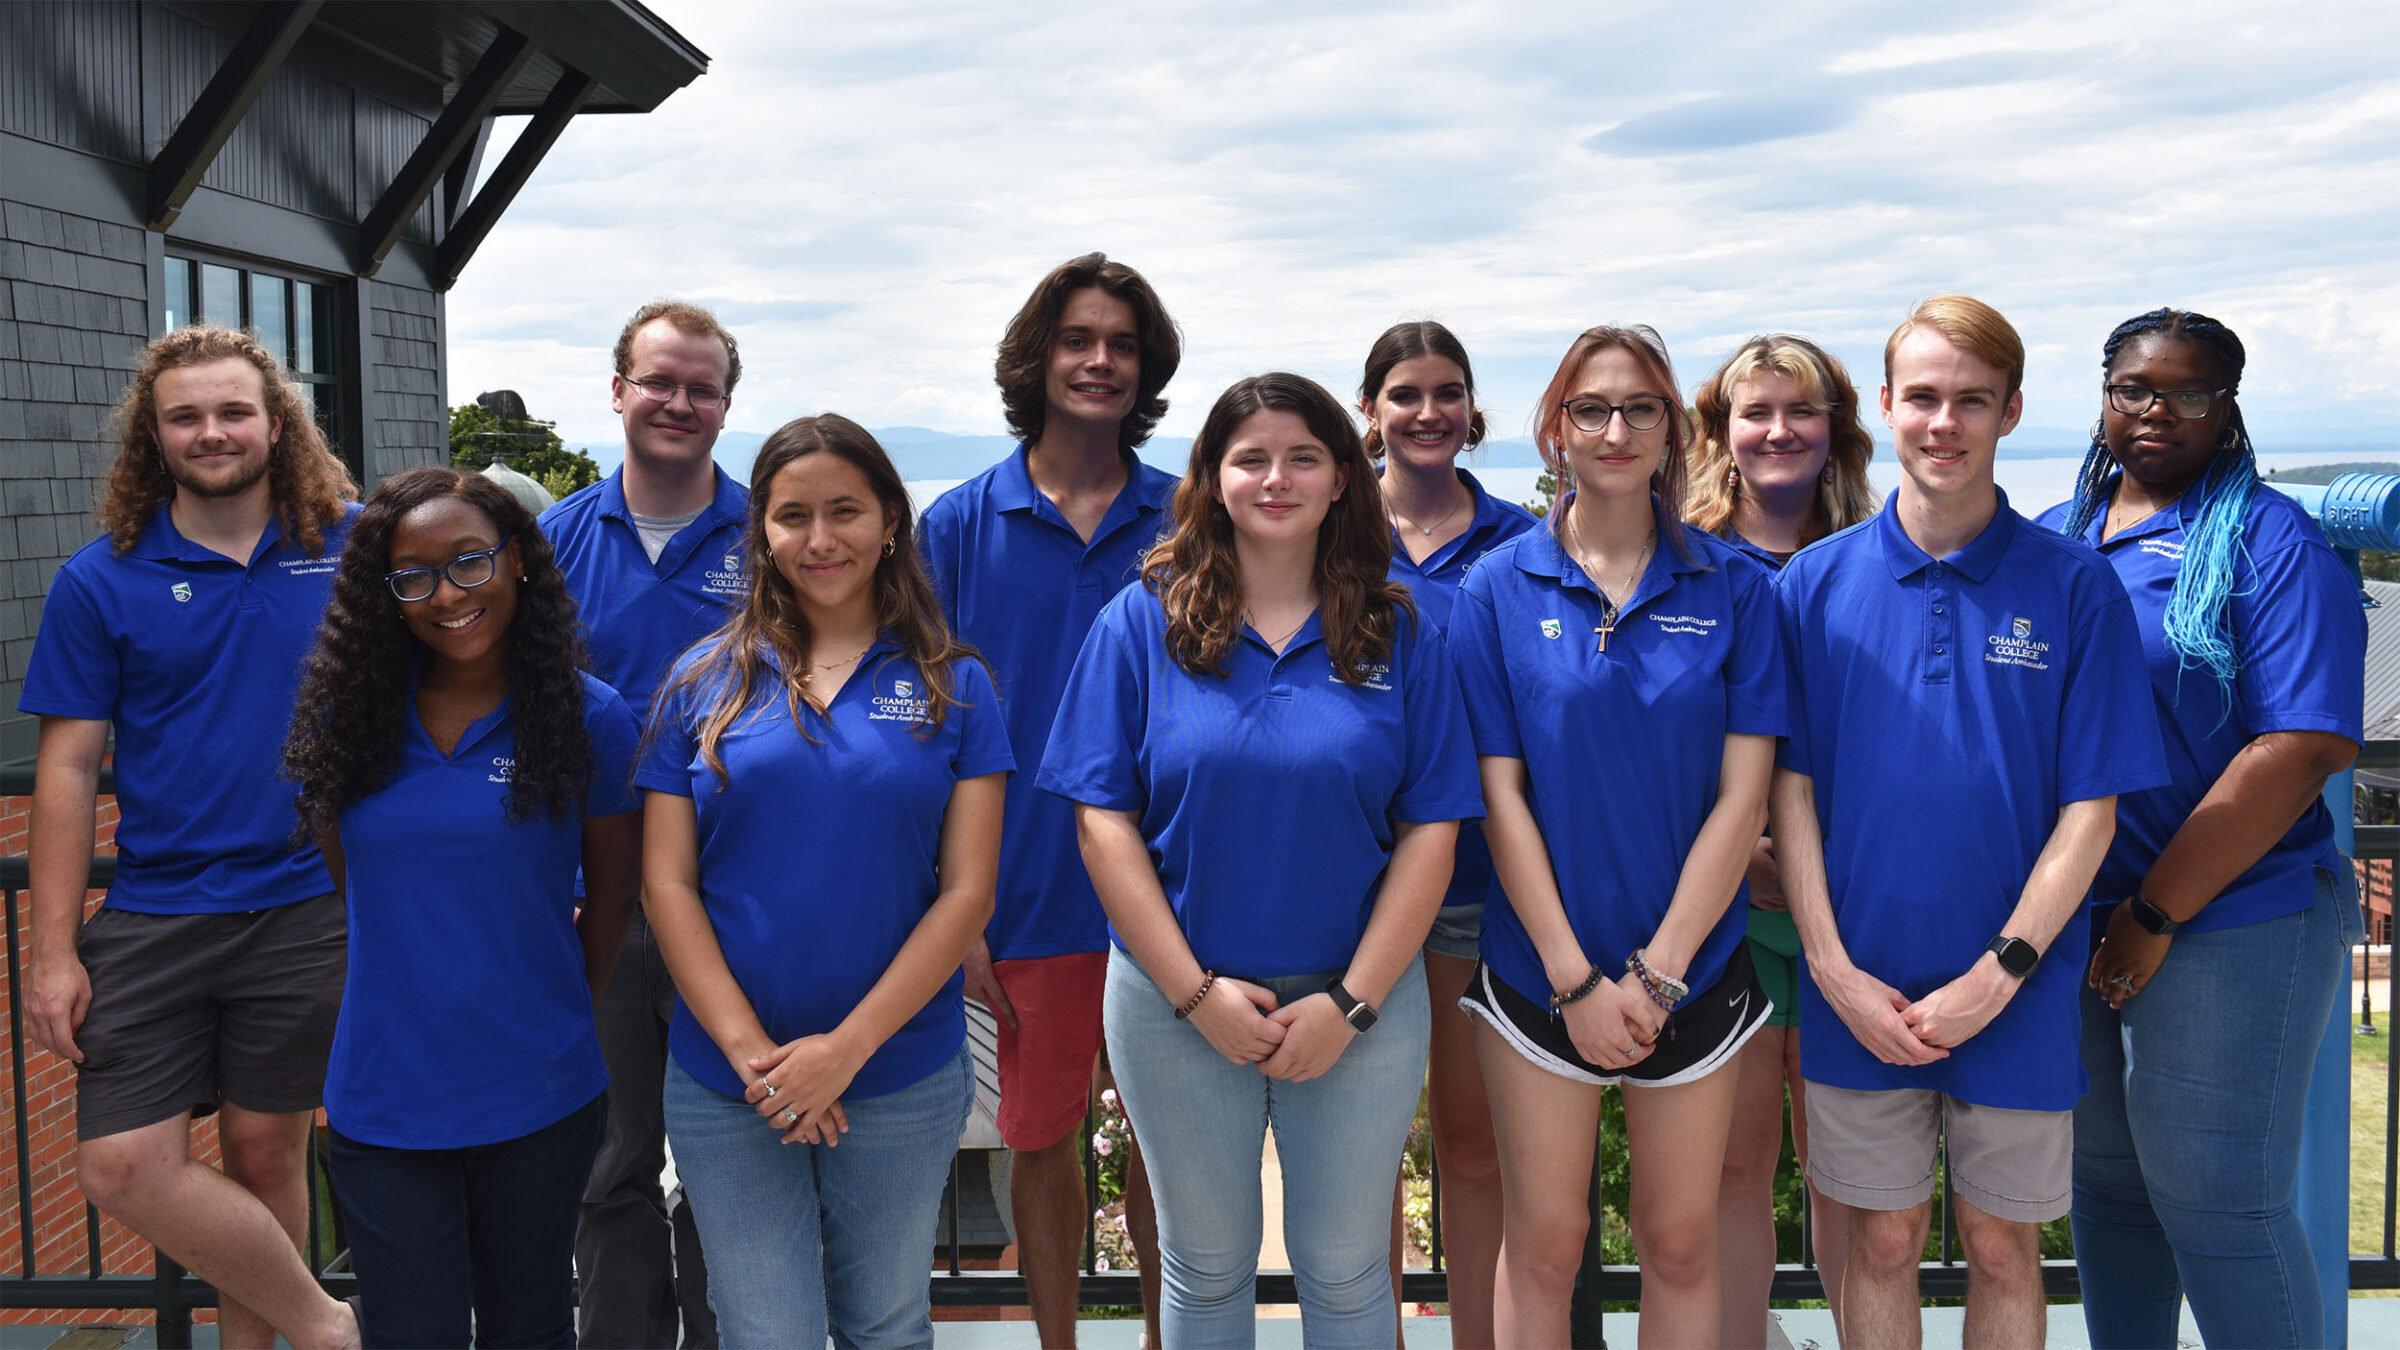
[386, 546, 505, 603]
[619, 375, 728, 412]
[1563, 395, 1669, 434]
[2106, 384, 2228, 420]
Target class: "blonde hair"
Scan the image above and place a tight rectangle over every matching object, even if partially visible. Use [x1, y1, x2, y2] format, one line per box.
[1687, 334, 1878, 546]
[1883, 294, 2025, 396]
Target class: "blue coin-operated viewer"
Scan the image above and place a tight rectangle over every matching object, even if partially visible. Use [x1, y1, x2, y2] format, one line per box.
[2270, 470, 2400, 1350]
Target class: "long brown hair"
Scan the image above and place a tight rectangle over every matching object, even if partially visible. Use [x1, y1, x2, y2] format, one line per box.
[1141, 373, 1412, 683]
[1687, 334, 1879, 546]
[1533, 325, 1697, 562]
[655, 414, 979, 783]
[101, 325, 355, 555]
[1359, 320, 1487, 459]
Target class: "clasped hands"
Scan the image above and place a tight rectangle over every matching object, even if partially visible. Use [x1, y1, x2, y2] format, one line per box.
[1819, 958, 2019, 1067]
[1186, 978, 1356, 1082]
[740, 1034, 858, 1145]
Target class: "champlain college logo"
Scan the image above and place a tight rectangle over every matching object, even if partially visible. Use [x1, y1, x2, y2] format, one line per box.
[170, 582, 192, 603]
[701, 552, 744, 598]
[487, 756, 514, 785]
[1987, 616, 2052, 671]
[869, 678, 932, 723]
[1541, 618, 1562, 639]
[1332, 661, 1395, 692]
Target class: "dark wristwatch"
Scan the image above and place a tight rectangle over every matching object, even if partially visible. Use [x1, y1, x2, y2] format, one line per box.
[1986, 935, 2039, 979]
[1325, 978, 1378, 1033]
[2129, 893, 2182, 936]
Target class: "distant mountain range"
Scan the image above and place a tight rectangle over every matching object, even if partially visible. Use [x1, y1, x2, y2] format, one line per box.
[572, 425, 2396, 483]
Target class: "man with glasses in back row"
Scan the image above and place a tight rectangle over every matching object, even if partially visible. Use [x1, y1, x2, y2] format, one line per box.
[541, 301, 749, 1349]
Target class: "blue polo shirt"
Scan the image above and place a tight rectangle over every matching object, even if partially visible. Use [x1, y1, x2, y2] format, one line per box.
[540, 466, 748, 719]
[920, 448, 1178, 960]
[326, 672, 638, 1149]
[1776, 493, 2168, 1110]
[1448, 511, 1784, 1004]
[1037, 586, 1484, 978]
[638, 640, 1015, 1101]
[20, 504, 356, 915]
[1386, 470, 1540, 921]
[2037, 481, 2364, 933]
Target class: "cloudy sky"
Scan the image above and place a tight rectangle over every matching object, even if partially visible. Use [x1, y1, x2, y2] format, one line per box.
[447, 0, 2400, 465]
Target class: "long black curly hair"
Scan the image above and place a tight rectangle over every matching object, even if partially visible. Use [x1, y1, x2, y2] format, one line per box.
[285, 466, 592, 834]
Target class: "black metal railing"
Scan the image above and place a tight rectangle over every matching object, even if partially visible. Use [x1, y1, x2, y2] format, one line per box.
[7, 753, 2397, 1333]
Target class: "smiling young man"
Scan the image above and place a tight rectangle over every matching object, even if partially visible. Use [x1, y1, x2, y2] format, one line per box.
[21, 327, 361, 1350]
[1767, 296, 2168, 1348]
[918, 254, 1182, 1347]
[540, 301, 746, 1350]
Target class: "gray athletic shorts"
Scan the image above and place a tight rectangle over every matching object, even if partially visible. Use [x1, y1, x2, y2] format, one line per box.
[73, 892, 346, 1140]
[1802, 1079, 2071, 1223]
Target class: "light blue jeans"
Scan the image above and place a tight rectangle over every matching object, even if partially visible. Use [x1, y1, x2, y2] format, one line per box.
[663, 1046, 971, 1349]
[1105, 947, 1430, 1349]
[2071, 865, 2354, 1348]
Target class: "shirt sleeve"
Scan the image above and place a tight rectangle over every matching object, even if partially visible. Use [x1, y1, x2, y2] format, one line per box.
[1446, 564, 1523, 760]
[1724, 558, 1787, 739]
[2056, 578, 2172, 805]
[584, 685, 644, 818]
[1773, 566, 1814, 776]
[918, 497, 963, 630]
[2233, 538, 2366, 742]
[948, 657, 1017, 780]
[18, 562, 119, 719]
[1390, 616, 1485, 824]
[1035, 600, 1149, 812]
[632, 666, 702, 798]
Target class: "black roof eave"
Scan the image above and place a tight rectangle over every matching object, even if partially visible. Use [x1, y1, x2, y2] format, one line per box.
[468, 0, 707, 113]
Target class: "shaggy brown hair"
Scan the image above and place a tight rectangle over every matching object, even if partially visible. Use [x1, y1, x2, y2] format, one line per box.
[613, 300, 743, 395]
[994, 253, 1182, 452]
[1686, 334, 1879, 547]
[655, 414, 981, 784]
[1142, 372, 1412, 683]
[99, 325, 355, 555]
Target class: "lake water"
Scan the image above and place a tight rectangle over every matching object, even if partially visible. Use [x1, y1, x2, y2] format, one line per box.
[907, 451, 2380, 521]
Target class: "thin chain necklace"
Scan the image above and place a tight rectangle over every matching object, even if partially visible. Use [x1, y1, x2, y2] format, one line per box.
[801, 642, 872, 681]
[1567, 512, 1654, 654]
[1387, 488, 1467, 540]
[1244, 610, 1308, 650]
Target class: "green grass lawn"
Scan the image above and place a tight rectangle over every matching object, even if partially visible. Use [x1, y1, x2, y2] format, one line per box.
[2356, 1030, 2395, 1266]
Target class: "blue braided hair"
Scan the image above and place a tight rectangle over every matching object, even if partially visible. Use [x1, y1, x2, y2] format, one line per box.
[2060, 308, 2258, 713]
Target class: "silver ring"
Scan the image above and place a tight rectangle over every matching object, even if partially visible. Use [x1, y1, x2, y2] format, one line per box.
[762, 1083, 779, 1099]
[2109, 975, 2135, 989]
[779, 1107, 800, 1127]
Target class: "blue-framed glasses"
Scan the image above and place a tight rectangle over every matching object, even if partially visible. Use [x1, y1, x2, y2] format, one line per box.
[386, 546, 505, 603]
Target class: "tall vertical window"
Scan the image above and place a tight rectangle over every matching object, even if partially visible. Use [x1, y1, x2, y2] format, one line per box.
[161, 253, 345, 457]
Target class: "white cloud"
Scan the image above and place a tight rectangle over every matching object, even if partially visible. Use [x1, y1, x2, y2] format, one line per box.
[448, 0, 2400, 459]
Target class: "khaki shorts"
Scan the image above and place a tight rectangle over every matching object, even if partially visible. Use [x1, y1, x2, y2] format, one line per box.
[74, 893, 346, 1140]
[1802, 1079, 2071, 1223]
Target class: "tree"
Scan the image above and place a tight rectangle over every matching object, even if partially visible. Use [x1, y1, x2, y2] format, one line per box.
[448, 401, 601, 498]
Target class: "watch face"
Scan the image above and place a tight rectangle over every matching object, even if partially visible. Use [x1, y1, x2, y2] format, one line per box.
[1992, 937, 2038, 977]
[1347, 1004, 1378, 1032]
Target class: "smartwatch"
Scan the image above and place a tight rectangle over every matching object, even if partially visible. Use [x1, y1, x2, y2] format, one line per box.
[1325, 978, 1378, 1033]
[1986, 935, 2039, 979]
[2129, 893, 2182, 936]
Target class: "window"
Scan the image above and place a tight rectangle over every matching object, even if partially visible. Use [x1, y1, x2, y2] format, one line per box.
[162, 253, 346, 464]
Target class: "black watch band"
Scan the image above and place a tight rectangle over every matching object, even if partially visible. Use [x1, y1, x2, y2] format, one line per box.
[1325, 977, 1378, 1033]
[2129, 893, 2182, 936]
[1986, 935, 2039, 979]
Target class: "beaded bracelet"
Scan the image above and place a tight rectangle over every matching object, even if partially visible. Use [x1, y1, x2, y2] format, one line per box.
[1549, 963, 1607, 1010]
[1626, 948, 1688, 1012]
[1175, 971, 1218, 1020]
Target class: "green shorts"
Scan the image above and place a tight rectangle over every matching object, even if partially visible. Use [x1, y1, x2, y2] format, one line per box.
[1745, 906, 1800, 1028]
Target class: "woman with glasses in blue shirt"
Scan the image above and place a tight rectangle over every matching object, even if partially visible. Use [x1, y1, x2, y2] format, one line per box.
[2040, 309, 2364, 1349]
[284, 466, 640, 1349]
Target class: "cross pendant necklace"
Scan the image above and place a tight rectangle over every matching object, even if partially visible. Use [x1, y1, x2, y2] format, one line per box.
[1568, 512, 1653, 655]
[1595, 600, 1620, 652]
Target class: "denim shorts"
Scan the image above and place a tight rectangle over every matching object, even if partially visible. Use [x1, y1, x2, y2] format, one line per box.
[1424, 902, 1483, 962]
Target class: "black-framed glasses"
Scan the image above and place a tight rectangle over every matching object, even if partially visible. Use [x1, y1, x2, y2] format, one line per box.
[386, 546, 505, 603]
[619, 375, 728, 411]
[2106, 384, 2228, 420]
[1563, 395, 1669, 433]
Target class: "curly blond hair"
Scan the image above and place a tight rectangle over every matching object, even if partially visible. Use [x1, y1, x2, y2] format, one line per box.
[99, 326, 355, 555]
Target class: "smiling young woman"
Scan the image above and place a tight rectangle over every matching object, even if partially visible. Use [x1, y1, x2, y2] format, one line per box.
[1039, 372, 1480, 1347]
[635, 414, 1009, 1349]
[2041, 310, 2366, 1349]
[282, 467, 639, 1349]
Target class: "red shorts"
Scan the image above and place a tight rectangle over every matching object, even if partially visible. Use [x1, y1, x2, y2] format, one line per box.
[991, 951, 1108, 1151]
